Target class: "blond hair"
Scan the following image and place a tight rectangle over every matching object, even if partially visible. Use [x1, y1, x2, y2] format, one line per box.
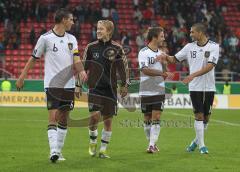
[97, 20, 114, 38]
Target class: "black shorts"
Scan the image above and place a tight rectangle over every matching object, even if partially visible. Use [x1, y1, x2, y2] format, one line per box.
[141, 95, 165, 114]
[45, 88, 75, 111]
[190, 91, 215, 116]
[88, 88, 117, 116]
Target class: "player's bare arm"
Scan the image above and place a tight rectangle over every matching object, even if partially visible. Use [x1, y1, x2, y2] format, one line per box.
[73, 49, 88, 98]
[75, 71, 87, 99]
[73, 51, 88, 82]
[16, 57, 37, 90]
[155, 54, 177, 64]
[75, 74, 83, 99]
[182, 63, 215, 84]
[141, 67, 174, 80]
[162, 60, 174, 80]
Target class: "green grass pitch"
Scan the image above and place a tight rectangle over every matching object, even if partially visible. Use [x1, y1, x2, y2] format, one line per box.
[0, 107, 239, 172]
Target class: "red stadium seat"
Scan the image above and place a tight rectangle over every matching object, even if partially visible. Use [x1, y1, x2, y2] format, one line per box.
[5, 50, 11, 55]
[0, 0, 238, 81]
[26, 44, 33, 49]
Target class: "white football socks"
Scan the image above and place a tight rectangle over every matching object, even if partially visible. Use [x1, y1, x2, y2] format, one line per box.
[47, 124, 57, 154]
[89, 129, 98, 144]
[56, 125, 67, 154]
[144, 121, 151, 141]
[100, 129, 112, 152]
[149, 120, 160, 147]
[194, 120, 205, 148]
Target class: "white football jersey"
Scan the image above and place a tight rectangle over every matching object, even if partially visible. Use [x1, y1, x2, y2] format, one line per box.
[138, 46, 165, 96]
[32, 30, 78, 88]
[175, 40, 219, 91]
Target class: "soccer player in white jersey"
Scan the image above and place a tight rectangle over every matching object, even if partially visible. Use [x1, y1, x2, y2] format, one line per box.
[138, 27, 174, 153]
[16, 8, 87, 162]
[156, 23, 219, 154]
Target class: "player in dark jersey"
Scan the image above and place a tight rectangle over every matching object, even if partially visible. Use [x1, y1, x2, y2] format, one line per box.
[81, 20, 129, 158]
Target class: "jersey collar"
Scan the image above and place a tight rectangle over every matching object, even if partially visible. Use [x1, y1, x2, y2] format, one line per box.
[147, 46, 158, 53]
[52, 29, 65, 37]
[197, 39, 209, 47]
[99, 39, 112, 45]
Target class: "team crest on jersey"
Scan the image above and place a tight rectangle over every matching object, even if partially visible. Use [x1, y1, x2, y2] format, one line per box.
[204, 51, 210, 58]
[68, 43, 73, 50]
[93, 52, 99, 59]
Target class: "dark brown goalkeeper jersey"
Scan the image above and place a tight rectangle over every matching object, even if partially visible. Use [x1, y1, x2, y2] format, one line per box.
[83, 39, 129, 92]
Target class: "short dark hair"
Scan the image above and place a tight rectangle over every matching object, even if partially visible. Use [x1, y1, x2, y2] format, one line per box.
[147, 27, 164, 41]
[192, 23, 207, 35]
[54, 8, 72, 24]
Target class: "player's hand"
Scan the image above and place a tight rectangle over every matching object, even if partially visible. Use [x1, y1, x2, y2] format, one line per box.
[79, 70, 88, 82]
[166, 72, 174, 80]
[16, 78, 24, 91]
[155, 53, 167, 63]
[182, 75, 194, 84]
[162, 72, 174, 80]
[120, 86, 128, 98]
[75, 86, 82, 99]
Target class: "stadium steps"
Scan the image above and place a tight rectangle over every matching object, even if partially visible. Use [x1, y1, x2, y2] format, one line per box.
[223, 0, 240, 35]
[0, 0, 182, 79]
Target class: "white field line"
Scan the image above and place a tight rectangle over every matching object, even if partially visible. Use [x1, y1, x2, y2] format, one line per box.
[0, 111, 239, 127]
[167, 112, 240, 127]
